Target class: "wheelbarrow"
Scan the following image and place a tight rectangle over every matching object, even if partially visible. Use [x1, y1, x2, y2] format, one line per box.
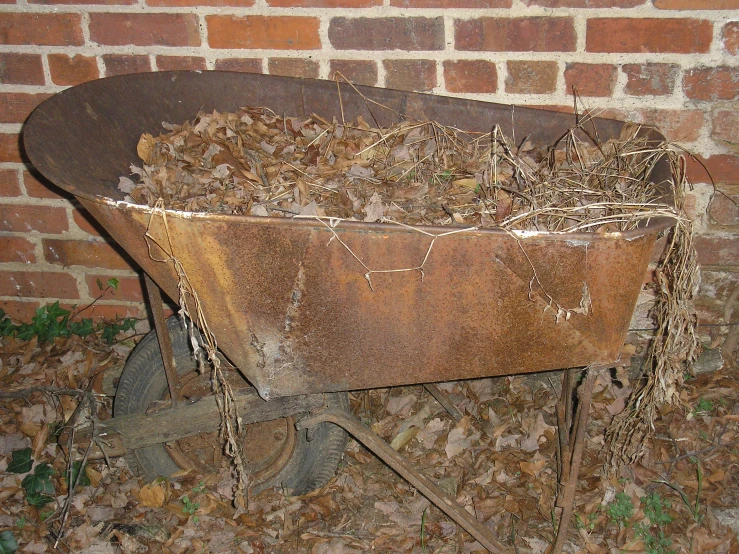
[23, 71, 672, 552]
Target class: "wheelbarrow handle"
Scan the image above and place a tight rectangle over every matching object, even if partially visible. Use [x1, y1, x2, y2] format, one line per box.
[297, 409, 513, 554]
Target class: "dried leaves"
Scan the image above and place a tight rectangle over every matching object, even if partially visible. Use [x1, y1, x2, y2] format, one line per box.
[1, 330, 738, 553]
[124, 108, 683, 234]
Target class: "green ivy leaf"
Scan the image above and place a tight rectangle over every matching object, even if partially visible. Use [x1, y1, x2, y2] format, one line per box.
[70, 319, 94, 337]
[26, 492, 54, 508]
[101, 326, 116, 345]
[96, 278, 104, 292]
[67, 461, 91, 489]
[45, 301, 70, 320]
[21, 463, 55, 497]
[0, 309, 14, 337]
[7, 448, 32, 474]
[107, 278, 119, 291]
[0, 530, 19, 554]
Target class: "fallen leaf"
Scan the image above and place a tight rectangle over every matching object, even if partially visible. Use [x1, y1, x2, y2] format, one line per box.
[137, 483, 165, 508]
[390, 426, 418, 451]
[495, 189, 513, 223]
[453, 178, 478, 189]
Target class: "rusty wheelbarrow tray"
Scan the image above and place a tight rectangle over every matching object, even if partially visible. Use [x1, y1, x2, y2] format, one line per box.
[24, 71, 673, 552]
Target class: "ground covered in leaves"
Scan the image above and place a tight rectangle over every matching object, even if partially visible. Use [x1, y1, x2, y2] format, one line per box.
[1, 331, 737, 554]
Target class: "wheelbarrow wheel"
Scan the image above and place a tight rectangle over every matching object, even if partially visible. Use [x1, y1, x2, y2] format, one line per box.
[115, 316, 349, 495]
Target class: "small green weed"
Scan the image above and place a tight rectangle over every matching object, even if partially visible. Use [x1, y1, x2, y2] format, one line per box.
[181, 494, 200, 523]
[192, 481, 206, 494]
[660, 458, 703, 522]
[634, 493, 674, 554]
[575, 509, 599, 532]
[635, 525, 674, 554]
[694, 397, 713, 414]
[643, 492, 673, 527]
[606, 492, 635, 526]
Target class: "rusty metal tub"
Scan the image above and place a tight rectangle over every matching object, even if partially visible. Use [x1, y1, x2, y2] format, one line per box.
[23, 71, 667, 400]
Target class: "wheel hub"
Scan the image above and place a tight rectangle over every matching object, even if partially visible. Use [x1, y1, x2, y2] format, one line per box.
[163, 370, 297, 484]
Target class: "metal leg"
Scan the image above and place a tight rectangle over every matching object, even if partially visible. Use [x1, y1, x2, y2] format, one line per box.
[552, 364, 607, 554]
[144, 274, 180, 406]
[297, 409, 512, 554]
[424, 383, 464, 423]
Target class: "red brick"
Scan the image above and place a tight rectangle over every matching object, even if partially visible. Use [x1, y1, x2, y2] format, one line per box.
[90, 14, 200, 47]
[524, 0, 642, 5]
[600, 108, 704, 143]
[329, 60, 377, 86]
[708, 186, 739, 226]
[31, 0, 134, 4]
[393, 0, 508, 6]
[623, 63, 678, 96]
[43, 239, 136, 270]
[23, 170, 70, 200]
[444, 60, 497, 93]
[0, 205, 68, 233]
[214, 58, 263, 73]
[330, 17, 443, 51]
[0, 93, 52, 124]
[505, 61, 557, 94]
[698, 270, 739, 304]
[694, 300, 728, 326]
[268, 58, 319, 79]
[0, 133, 21, 163]
[0, 237, 36, 263]
[683, 66, 739, 101]
[563, 63, 616, 97]
[586, 18, 711, 54]
[73, 208, 108, 237]
[694, 235, 739, 266]
[654, 0, 739, 7]
[156, 56, 207, 71]
[0, 54, 44, 85]
[48, 54, 98, 86]
[0, 169, 20, 197]
[85, 274, 144, 302]
[103, 55, 151, 77]
[725, 22, 739, 55]
[0, 270, 79, 299]
[271, 0, 378, 5]
[0, 14, 83, 46]
[455, 17, 575, 52]
[149, 0, 251, 5]
[207, 16, 320, 50]
[0, 300, 40, 323]
[384, 59, 436, 92]
[687, 155, 739, 185]
[712, 106, 739, 146]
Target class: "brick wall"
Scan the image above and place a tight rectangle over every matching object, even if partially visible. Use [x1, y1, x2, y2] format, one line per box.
[0, 0, 736, 348]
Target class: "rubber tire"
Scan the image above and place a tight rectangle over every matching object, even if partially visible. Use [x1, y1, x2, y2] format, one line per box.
[115, 316, 349, 496]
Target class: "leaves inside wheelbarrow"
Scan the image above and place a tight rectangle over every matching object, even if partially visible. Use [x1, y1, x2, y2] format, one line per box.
[123, 107, 684, 234]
